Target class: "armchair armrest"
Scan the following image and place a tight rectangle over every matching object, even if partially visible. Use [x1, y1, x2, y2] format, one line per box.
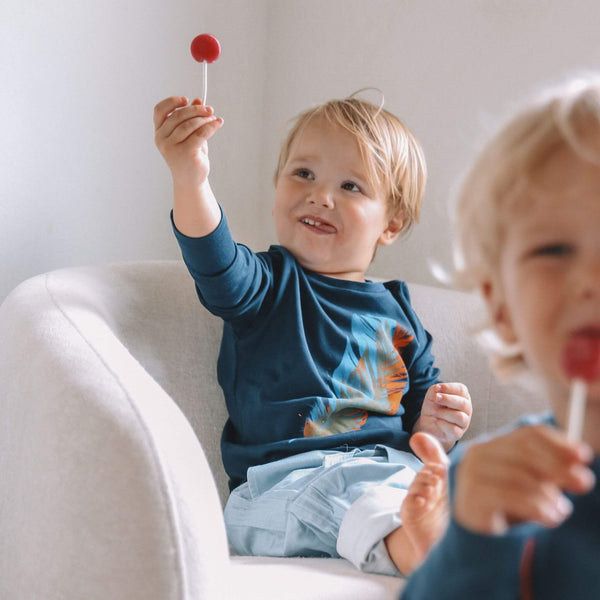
[0, 266, 230, 600]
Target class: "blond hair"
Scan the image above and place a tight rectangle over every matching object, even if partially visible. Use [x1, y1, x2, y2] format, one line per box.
[273, 93, 427, 234]
[453, 74, 600, 375]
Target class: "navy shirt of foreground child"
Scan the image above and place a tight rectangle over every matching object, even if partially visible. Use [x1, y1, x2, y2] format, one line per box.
[401, 419, 600, 600]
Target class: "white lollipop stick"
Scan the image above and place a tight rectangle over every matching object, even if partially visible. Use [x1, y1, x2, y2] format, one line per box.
[202, 61, 208, 105]
[566, 378, 587, 442]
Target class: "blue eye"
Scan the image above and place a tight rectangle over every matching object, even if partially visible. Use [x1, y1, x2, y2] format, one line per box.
[295, 169, 314, 180]
[341, 181, 361, 192]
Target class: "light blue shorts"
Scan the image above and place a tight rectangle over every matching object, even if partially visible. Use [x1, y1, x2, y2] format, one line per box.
[224, 445, 423, 576]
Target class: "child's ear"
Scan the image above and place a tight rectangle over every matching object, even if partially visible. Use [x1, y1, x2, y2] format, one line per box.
[481, 279, 518, 345]
[378, 215, 403, 246]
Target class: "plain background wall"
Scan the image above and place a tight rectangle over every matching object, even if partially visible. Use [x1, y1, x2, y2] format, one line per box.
[3, 0, 600, 302]
[1, 0, 268, 302]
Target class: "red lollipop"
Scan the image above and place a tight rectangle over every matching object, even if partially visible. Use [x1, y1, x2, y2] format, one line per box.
[562, 333, 600, 441]
[562, 334, 600, 381]
[191, 34, 221, 63]
[190, 34, 221, 104]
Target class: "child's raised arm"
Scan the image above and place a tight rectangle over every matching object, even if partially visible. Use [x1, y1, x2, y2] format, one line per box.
[154, 96, 224, 237]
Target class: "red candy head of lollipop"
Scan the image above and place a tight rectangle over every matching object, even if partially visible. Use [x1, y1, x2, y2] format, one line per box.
[190, 33, 221, 105]
[562, 332, 600, 381]
[191, 34, 221, 63]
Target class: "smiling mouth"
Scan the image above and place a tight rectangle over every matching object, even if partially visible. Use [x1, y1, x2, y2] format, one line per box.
[300, 217, 337, 234]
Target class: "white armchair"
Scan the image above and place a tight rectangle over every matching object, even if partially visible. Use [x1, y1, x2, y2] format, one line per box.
[0, 261, 549, 600]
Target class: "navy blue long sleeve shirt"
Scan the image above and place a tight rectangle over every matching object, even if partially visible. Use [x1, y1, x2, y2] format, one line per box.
[174, 213, 439, 490]
[401, 418, 600, 599]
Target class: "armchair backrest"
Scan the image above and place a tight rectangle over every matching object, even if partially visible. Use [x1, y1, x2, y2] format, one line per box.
[2, 261, 549, 510]
[104, 262, 547, 502]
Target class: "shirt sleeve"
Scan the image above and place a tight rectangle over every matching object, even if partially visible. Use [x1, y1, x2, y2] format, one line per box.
[401, 519, 528, 600]
[171, 208, 237, 278]
[171, 209, 271, 325]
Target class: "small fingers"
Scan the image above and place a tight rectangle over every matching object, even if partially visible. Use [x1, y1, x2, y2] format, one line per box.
[158, 103, 214, 136]
[492, 481, 572, 529]
[408, 473, 444, 504]
[435, 382, 471, 401]
[433, 390, 472, 416]
[455, 450, 575, 533]
[410, 432, 449, 466]
[423, 399, 471, 437]
[153, 96, 188, 130]
[168, 113, 222, 145]
[433, 405, 471, 428]
[462, 426, 595, 495]
[432, 421, 467, 444]
[154, 102, 223, 152]
[510, 427, 595, 493]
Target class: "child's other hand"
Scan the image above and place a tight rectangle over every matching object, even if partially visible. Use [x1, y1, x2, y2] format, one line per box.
[453, 425, 595, 535]
[153, 96, 223, 189]
[414, 383, 472, 451]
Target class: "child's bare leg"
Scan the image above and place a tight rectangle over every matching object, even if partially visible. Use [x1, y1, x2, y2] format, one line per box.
[383, 523, 419, 575]
[384, 433, 449, 574]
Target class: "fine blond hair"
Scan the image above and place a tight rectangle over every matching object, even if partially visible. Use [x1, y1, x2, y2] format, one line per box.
[273, 92, 427, 234]
[453, 74, 600, 376]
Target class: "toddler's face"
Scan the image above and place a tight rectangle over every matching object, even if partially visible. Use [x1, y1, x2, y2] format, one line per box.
[272, 118, 401, 281]
[489, 145, 600, 418]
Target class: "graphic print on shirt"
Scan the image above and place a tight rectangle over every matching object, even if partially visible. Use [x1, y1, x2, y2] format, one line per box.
[303, 314, 413, 437]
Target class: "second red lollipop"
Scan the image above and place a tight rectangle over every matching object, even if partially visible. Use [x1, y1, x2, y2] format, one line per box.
[562, 333, 600, 381]
[562, 332, 600, 442]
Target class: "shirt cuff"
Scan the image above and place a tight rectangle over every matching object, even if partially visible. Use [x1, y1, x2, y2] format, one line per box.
[170, 208, 237, 277]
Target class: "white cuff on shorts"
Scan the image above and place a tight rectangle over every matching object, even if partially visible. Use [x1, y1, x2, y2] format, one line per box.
[337, 484, 409, 576]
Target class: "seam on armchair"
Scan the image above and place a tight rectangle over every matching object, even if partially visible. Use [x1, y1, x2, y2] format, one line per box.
[44, 272, 188, 600]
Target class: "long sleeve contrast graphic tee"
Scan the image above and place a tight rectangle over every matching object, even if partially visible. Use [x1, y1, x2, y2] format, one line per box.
[173, 213, 439, 490]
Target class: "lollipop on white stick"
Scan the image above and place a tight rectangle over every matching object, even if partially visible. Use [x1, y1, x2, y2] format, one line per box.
[190, 34, 221, 105]
[562, 334, 600, 442]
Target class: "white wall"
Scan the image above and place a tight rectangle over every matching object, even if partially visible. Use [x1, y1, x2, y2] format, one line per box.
[0, 0, 268, 301]
[2, 0, 600, 301]
[259, 0, 600, 284]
